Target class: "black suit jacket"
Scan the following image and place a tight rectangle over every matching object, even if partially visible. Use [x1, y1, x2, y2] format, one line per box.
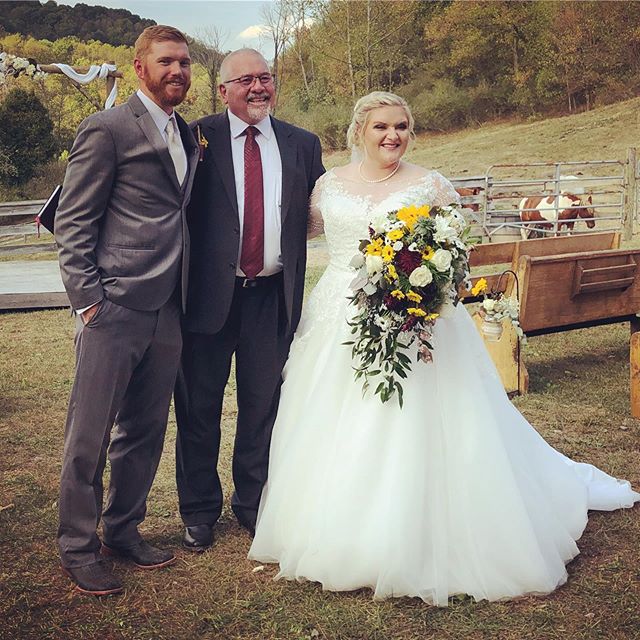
[184, 111, 325, 335]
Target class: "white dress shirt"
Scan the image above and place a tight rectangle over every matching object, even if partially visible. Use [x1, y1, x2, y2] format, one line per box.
[228, 109, 283, 277]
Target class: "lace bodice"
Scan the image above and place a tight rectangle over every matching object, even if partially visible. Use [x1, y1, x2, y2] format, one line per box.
[309, 169, 460, 272]
[296, 168, 461, 336]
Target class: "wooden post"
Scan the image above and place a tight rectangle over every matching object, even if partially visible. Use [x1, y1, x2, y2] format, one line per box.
[38, 64, 123, 78]
[631, 316, 640, 418]
[623, 147, 637, 241]
[38, 64, 123, 111]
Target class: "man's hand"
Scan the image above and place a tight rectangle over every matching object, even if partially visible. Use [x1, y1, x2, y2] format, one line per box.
[81, 302, 101, 325]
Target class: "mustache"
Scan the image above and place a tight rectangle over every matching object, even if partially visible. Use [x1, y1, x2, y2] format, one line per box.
[247, 92, 270, 100]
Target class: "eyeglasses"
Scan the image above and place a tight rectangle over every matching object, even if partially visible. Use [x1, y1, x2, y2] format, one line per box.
[222, 73, 276, 87]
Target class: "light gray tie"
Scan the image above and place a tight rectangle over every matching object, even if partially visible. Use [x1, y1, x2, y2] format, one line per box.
[165, 117, 187, 184]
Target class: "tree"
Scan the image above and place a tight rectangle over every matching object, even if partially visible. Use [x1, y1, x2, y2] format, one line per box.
[190, 26, 228, 114]
[0, 87, 56, 185]
[261, 0, 297, 106]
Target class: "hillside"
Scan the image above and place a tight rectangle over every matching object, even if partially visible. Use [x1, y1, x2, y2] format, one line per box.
[325, 96, 640, 176]
[0, 0, 155, 46]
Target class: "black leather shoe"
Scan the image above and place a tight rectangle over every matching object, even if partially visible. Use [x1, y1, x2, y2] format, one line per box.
[62, 560, 123, 596]
[237, 519, 256, 537]
[182, 524, 214, 552]
[102, 540, 176, 569]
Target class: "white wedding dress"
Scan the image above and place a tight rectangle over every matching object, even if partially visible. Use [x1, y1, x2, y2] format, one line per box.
[248, 169, 639, 605]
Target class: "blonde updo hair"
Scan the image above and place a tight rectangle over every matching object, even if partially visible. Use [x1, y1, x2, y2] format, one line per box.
[346, 91, 415, 153]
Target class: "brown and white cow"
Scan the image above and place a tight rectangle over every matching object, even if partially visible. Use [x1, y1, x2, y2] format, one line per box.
[518, 192, 595, 239]
[455, 186, 483, 213]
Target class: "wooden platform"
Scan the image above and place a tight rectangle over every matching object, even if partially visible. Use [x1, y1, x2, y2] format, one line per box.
[0, 260, 69, 310]
[0, 242, 330, 312]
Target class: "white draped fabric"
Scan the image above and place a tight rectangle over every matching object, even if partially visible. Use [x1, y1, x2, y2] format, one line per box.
[51, 63, 118, 109]
[249, 169, 640, 606]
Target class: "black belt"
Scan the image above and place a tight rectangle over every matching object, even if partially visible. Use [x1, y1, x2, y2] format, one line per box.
[235, 272, 283, 289]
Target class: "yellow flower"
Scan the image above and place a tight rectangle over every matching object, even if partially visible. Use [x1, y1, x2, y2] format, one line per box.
[387, 228, 404, 242]
[425, 312, 440, 321]
[416, 204, 431, 219]
[390, 289, 405, 299]
[397, 204, 431, 230]
[386, 264, 398, 281]
[471, 278, 488, 296]
[422, 246, 435, 260]
[381, 245, 395, 263]
[406, 291, 422, 303]
[365, 238, 383, 255]
[396, 205, 419, 229]
[407, 307, 427, 317]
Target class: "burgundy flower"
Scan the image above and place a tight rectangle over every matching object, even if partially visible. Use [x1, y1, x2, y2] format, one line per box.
[401, 316, 419, 332]
[396, 247, 422, 274]
[383, 293, 404, 311]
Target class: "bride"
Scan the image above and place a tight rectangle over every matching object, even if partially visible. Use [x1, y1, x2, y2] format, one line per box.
[248, 91, 639, 605]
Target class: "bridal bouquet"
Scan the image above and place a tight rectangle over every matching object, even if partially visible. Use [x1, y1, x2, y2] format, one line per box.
[346, 202, 472, 406]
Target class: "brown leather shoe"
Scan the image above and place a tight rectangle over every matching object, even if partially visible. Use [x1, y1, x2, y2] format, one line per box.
[62, 560, 123, 596]
[102, 540, 176, 569]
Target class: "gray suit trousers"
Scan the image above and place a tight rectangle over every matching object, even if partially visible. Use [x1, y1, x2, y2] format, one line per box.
[57, 296, 181, 568]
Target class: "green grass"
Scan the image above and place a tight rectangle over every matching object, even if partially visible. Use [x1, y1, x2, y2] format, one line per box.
[1, 275, 639, 639]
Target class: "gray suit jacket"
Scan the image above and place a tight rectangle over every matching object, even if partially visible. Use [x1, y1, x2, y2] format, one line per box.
[56, 93, 199, 313]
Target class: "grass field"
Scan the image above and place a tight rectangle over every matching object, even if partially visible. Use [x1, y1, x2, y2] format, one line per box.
[1, 265, 639, 639]
[1, 100, 640, 639]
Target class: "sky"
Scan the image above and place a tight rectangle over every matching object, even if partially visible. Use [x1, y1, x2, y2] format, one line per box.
[55, 0, 274, 55]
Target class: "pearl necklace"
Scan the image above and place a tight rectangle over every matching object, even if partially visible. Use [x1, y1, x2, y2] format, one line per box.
[358, 160, 401, 183]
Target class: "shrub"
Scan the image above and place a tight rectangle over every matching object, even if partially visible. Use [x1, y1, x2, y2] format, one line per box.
[277, 101, 353, 151]
[0, 87, 57, 186]
[410, 79, 471, 132]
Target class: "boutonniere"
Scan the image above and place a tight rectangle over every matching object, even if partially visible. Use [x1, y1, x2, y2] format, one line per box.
[196, 124, 208, 161]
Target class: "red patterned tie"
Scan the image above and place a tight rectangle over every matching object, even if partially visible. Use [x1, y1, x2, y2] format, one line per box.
[241, 126, 264, 279]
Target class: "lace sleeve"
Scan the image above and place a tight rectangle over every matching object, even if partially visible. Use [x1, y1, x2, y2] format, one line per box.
[429, 171, 461, 208]
[307, 173, 327, 239]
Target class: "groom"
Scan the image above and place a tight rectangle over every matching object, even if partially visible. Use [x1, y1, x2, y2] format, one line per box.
[175, 48, 324, 550]
[56, 25, 198, 595]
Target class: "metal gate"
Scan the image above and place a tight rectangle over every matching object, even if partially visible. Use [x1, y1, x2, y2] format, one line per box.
[452, 149, 636, 241]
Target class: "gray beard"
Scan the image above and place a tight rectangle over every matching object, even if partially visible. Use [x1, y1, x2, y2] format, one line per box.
[246, 101, 271, 123]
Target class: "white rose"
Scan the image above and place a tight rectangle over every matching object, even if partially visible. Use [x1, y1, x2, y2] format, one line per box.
[365, 254, 384, 276]
[408, 265, 433, 287]
[482, 298, 496, 313]
[430, 248, 452, 272]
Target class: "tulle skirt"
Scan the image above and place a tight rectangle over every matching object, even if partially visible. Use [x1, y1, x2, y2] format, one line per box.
[249, 267, 639, 605]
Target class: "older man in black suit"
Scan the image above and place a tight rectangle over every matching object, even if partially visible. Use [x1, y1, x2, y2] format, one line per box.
[175, 48, 324, 550]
